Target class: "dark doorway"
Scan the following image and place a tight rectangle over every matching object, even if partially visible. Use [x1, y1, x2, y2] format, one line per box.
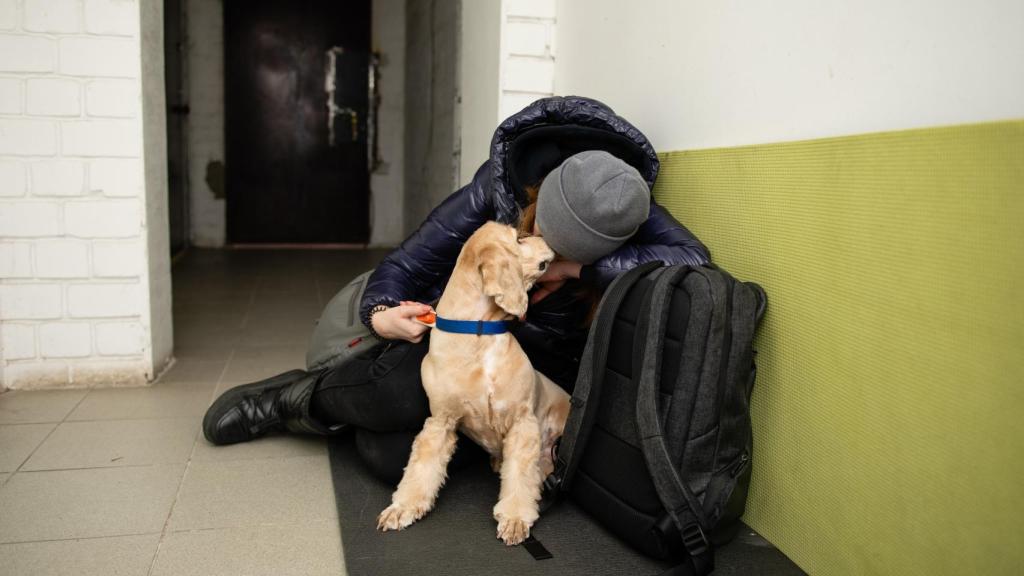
[225, 0, 372, 244]
[165, 0, 188, 256]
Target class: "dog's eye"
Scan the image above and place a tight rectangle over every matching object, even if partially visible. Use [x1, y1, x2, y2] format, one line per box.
[539, 261, 547, 272]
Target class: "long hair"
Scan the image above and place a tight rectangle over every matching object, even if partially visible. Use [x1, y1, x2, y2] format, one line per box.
[516, 185, 541, 238]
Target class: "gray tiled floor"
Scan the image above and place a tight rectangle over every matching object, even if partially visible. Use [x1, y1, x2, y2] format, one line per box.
[0, 248, 390, 576]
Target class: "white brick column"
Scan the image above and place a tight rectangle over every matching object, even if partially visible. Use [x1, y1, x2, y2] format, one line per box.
[501, 0, 556, 120]
[0, 0, 172, 390]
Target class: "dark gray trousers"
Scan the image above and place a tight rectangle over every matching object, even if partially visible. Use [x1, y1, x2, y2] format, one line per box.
[310, 336, 484, 485]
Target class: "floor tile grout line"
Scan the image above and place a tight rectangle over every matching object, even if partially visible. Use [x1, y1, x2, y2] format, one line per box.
[145, 459, 189, 576]
[0, 530, 165, 547]
[0, 418, 64, 425]
[57, 415, 210, 424]
[4, 253, 368, 568]
[6, 388, 92, 482]
[145, 470, 188, 572]
[147, 346, 237, 576]
[14, 461, 194, 474]
[238, 284, 258, 330]
[156, 519, 342, 535]
[188, 345, 234, 461]
[61, 388, 92, 423]
[12, 449, 328, 475]
[0, 520, 347, 551]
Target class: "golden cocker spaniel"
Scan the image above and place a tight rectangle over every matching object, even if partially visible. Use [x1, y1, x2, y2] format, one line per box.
[377, 222, 571, 545]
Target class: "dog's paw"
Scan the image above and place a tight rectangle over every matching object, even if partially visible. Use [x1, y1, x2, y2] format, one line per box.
[493, 498, 538, 545]
[495, 515, 531, 546]
[377, 502, 426, 532]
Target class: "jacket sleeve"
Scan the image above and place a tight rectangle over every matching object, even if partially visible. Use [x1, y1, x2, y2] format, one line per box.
[580, 202, 711, 289]
[359, 165, 496, 328]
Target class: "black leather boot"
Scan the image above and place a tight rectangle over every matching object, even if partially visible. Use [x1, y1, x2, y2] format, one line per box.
[202, 369, 344, 445]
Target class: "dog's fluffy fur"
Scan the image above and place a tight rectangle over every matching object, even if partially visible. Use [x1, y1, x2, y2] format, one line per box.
[377, 222, 571, 545]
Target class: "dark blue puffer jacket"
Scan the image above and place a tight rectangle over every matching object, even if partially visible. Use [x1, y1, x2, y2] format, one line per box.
[360, 96, 710, 389]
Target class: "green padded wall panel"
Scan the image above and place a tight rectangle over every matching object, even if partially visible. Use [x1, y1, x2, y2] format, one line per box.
[654, 120, 1023, 576]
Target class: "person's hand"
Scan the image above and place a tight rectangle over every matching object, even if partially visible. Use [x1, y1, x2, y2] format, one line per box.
[531, 260, 583, 304]
[371, 302, 434, 343]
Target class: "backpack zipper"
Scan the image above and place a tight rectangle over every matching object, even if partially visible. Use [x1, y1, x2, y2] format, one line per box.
[730, 452, 750, 478]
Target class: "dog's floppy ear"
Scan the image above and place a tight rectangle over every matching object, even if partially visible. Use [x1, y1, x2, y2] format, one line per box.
[479, 246, 528, 317]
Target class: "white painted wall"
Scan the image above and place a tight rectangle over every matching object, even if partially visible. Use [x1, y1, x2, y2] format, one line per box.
[454, 0, 557, 188]
[500, 0, 555, 122]
[555, 0, 1024, 151]
[370, 0, 406, 246]
[457, 0, 502, 185]
[0, 0, 172, 389]
[185, 0, 224, 247]
[403, 0, 460, 232]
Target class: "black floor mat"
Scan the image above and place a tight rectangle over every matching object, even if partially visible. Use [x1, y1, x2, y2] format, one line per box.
[328, 436, 805, 575]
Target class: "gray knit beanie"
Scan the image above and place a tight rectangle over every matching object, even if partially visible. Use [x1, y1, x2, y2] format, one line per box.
[535, 150, 651, 264]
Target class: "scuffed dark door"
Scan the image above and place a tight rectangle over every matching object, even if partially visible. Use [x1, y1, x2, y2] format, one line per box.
[225, 0, 371, 243]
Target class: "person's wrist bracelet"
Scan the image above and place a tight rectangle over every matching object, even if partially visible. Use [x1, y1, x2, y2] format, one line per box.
[367, 304, 389, 340]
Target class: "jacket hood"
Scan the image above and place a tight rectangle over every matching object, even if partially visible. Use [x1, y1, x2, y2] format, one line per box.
[487, 96, 661, 222]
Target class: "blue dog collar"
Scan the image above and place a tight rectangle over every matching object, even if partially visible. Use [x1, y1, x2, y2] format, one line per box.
[433, 316, 513, 335]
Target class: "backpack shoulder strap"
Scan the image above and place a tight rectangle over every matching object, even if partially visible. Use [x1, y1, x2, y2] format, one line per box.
[636, 266, 726, 576]
[542, 261, 661, 498]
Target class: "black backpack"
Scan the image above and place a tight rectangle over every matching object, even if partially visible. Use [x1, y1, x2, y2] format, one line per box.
[543, 262, 767, 575]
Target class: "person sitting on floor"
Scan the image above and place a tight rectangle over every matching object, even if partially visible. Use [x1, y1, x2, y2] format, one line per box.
[201, 95, 710, 484]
